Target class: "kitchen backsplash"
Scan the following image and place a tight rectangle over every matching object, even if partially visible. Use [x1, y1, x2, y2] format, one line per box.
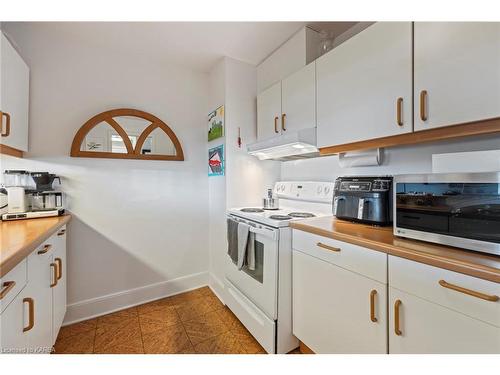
[281, 134, 500, 181]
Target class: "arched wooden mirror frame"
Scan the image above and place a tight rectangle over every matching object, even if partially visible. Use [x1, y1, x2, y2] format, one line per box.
[70, 108, 184, 161]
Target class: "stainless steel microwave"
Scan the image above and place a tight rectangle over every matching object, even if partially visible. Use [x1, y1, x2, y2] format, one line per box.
[394, 173, 500, 256]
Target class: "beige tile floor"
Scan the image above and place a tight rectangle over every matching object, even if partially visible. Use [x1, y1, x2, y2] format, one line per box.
[54, 286, 299, 354]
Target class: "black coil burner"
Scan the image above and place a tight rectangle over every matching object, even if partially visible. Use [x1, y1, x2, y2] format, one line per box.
[288, 212, 316, 218]
[240, 208, 265, 213]
[269, 215, 292, 221]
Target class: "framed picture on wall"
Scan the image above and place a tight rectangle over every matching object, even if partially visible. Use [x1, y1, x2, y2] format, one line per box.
[208, 144, 224, 176]
[208, 105, 224, 141]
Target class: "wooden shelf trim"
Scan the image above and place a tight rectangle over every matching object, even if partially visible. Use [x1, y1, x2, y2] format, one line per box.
[319, 117, 500, 155]
[0, 144, 23, 158]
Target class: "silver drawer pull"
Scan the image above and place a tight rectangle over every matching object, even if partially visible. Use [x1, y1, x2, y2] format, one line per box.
[316, 242, 341, 252]
[439, 280, 499, 302]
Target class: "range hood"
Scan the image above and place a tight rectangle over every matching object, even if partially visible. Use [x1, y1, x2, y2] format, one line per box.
[247, 127, 319, 161]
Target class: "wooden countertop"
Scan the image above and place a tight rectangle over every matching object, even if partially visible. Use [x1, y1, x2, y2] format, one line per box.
[290, 216, 500, 284]
[1, 215, 71, 278]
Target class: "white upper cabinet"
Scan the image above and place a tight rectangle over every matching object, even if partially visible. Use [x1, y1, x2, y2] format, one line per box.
[0, 32, 30, 152]
[257, 27, 320, 93]
[257, 81, 281, 141]
[257, 63, 316, 142]
[316, 22, 413, 148]
[414, 22, 500, 131]
[281, 62, 316, 134]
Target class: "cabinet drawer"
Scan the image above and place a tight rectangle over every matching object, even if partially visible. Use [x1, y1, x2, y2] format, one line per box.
[292, 230, 387, 283]
[389, 255, 500, 327]
[0, 259, 27, 313]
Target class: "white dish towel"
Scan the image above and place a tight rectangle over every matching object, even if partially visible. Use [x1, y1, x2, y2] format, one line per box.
[237, 222, 250, 270]
[246, 232, 256, 271]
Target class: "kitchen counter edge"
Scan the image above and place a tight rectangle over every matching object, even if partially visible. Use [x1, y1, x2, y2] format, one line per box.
[290, 216, 500, 284]
[1, 215, 71, 278]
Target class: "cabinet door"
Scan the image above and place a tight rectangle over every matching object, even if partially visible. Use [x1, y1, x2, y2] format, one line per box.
[389, 287, 500, 354]
[316, 22, 412, 148]
[281, 62, 316, 133]
[0, 289, 28, 353]
[52, 227, 67, 343]
[414, 22, 500, 131]
[257, 81, 281, 141]
[0, 32, 29, 151]
[293, 250, 387, 354]
[26, 247, 55, 351]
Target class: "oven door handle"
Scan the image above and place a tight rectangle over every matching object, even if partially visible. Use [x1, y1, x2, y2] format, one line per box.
[249, 226, 278, 240]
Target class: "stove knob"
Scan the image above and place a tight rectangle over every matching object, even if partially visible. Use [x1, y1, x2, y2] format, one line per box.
[324, 186, 331, 195]
[317, 186, 323, 194]
[281, 184, 286, 192]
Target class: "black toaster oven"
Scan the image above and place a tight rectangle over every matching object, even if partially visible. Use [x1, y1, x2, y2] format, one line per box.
[333, 176, 393, 226]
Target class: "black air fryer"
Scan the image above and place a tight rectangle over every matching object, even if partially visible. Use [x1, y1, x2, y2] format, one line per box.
[333, 176, 393, 226]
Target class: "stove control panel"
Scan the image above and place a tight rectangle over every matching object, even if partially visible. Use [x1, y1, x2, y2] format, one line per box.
[274, 181, 335, 203]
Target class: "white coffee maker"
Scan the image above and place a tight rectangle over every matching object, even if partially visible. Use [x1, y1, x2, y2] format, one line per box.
[1, 170, 64, 221]
[2, 170, 31, 213]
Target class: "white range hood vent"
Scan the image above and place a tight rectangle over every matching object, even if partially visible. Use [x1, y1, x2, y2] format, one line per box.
[247, 127, 319, 161]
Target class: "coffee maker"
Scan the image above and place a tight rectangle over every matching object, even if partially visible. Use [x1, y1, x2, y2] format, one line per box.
[30, 172, 64, 212]
[1, 170, 65, 221]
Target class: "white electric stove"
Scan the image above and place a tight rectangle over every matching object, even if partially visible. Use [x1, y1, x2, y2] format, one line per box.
[225, 181, 334, 354]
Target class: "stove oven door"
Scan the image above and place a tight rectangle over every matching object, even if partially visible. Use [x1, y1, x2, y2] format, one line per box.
[225, 219, 279, 320]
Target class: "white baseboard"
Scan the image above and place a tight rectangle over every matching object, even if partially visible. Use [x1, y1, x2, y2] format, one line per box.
[64, 271, 209, 325]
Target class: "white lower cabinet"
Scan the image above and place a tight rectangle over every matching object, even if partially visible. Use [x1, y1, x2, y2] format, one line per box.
[292, 231, 500, 354]
[25, 245, 55, 351]
[388, 255, 500, 354]
[52, 226, 67, 343]
[292, 245, 387, 353]
[0, 288, 29, 353]
[388, 287, 500, 354]
[0, 226, 67, 354]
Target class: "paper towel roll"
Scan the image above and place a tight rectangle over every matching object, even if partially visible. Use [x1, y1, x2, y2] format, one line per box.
[338, 148, 382, 168]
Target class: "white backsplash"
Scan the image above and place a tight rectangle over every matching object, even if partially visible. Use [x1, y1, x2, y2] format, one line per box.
[281, 134, 500, 181]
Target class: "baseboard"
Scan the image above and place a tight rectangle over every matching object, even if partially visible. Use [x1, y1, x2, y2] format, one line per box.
[64, 271, 209, 325]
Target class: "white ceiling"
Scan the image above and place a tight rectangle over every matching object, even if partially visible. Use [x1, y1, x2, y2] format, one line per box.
[5, 22, 312, 72]
[3, 22, 358, 73]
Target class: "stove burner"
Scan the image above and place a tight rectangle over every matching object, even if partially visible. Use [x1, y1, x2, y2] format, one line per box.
[269, 215, 292, 221]
[288, 212, 316, 218]
[240, 208, 265, 213]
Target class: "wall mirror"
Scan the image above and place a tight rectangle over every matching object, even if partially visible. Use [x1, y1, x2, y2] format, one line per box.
[71, 108, 184, 161]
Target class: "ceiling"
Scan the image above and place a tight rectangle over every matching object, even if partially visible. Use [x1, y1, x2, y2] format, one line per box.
[3, 22, 357, 73]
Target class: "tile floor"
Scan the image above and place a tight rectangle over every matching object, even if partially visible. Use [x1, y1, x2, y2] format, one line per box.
[54, 286, 299, 354]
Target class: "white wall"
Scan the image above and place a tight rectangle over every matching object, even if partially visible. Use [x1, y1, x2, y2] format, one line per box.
[207, 58, 227, 298]
[207, 57, 280, 299]
[2, 23, 210, 323]
[225, 58, 281, 208]
[281, 134, 500, 182]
